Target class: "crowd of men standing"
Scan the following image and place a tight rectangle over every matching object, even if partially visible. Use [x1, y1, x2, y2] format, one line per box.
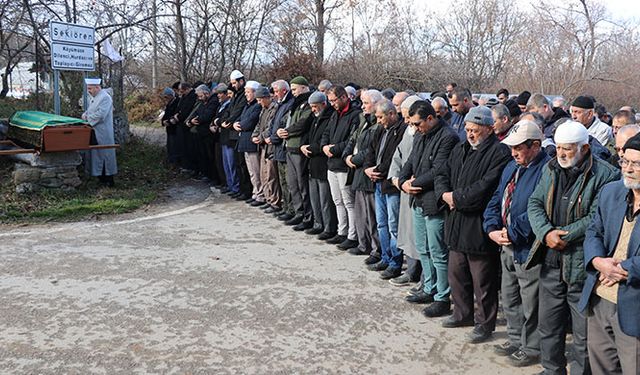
[159, 71, 640, 375]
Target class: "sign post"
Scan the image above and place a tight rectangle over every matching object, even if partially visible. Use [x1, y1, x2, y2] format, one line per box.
[49, 21, 95, 115]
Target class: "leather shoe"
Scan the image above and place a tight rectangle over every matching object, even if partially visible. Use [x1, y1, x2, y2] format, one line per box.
[317, 232, 336, 241]
[494, 341, 519, 357]
[389, 273, 411, 286]
[367, 261, 388, 271]
[422, 301, 451, 318]
[264, 206, 280, 214]
[250, 200, 265, 207]
[293, 221, 313, 231]
[467, 324, 492, 344]
[347, 247, 367, 256]
[229, 192, 241, 198]
[245, 198, 255, 204]
[305, 226, 324, 235]
[508, 350, 540, 367]
[364, 255, 381, 265]
[379, 267, 401, 280]
[336, 238, 358, 250]
[404, 291, 434, 304]
[326, 234, 346, 244]
[258, 203, 271, 209]
[285, 215, 303, 226]
[442, 316, 475, 328]
[277, 213, 294, 221]
[235, 194, 251, 201]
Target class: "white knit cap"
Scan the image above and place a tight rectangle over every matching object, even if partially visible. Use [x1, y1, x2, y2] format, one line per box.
[245, 80, 260, 91]
[554, 120, 589, 144]
[230, 70, 244, 80]
[400, 95, 422, 110]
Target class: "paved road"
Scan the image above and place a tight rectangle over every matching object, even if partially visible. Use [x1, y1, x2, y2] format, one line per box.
[0, 190, 542, 374]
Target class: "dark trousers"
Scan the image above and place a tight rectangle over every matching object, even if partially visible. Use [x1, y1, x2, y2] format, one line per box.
[194, 133, 213, 178]
[278, 161, 294, 215]
[285, 152, 312, 222]
[538, 264, 589, 375]
[181, 127, 197, 170]
[309, 177, 337, 233]
[213, 138, 226, 186]
[235, 149, 252, 196]
[405, 256, 422, 282]
[449, 250, 500, 331]
[166, 128, 180, 164]
[354, 190, 379, 255]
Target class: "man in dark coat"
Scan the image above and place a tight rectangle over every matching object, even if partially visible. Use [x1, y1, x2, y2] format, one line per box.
[344, 90, 383, 255]
[276, 76, 314, 229]
[269, 80, 296, 220]
[171, 82, 197, 172]
[188, 84, 219, 182]
[364, 99, 407, 279]
[233, 80, 262, 204]
[434, 106, 511, 343]
[300, 91, 337, 237]
[321, 85, 362, 244]
[398, 100, 459, 317]
[160, 85, 180, 166]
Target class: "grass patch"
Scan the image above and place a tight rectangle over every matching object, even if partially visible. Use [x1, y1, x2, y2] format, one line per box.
[0, 135, 177, 223]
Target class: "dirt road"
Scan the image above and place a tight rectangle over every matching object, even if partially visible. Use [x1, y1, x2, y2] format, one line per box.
[0, 189, 542, 374]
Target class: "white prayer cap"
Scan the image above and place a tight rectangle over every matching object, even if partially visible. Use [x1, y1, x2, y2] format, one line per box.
[345, 86, 356, 98]
[554, 120, 589, 145]
[245, 80, 260, 91]
[230, 70, 244, 80]
[85, 78, 101, 85]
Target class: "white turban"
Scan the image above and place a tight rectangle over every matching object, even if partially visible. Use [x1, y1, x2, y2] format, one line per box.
[230, 70, 244, 80]
[554, 120, 589, 144]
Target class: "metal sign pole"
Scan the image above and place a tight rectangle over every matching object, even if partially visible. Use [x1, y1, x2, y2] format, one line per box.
[83, 71, 88, 111]
[53, 70, 61, 115]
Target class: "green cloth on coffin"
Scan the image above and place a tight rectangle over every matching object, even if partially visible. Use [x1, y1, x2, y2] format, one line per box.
[8, 111, 88, 149]
[9, 111, 86, 130]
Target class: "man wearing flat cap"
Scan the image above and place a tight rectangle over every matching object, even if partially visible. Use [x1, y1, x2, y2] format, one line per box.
[483, 120, 550, 367]
[570, 95, 613, 148]
[527, 120, 619, 375]
[276, 76, 314, 229]
[435, 105, 511, 343]
[251, 86, 281, 210]
[82, 77, 118, 186]
[578, 132, 640, 374]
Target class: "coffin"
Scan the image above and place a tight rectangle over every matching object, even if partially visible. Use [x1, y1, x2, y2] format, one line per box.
[7, 111, 92, 152]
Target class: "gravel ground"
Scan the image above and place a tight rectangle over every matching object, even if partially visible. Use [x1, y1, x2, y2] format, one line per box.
[0, 187, 543, 374]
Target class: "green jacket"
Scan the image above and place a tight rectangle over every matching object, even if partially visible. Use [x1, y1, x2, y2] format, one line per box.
[525, 154, 620, 284]
[285, 91, 313, 152]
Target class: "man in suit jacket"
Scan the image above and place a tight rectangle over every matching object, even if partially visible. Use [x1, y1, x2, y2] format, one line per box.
[579, 132, 640, 375]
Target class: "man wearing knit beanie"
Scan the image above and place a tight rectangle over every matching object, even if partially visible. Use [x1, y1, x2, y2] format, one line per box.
[570, 95, 613, 147]
[527, 120, 620, 374]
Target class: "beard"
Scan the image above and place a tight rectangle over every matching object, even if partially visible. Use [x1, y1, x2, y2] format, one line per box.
[558, 148, 583, 168]
[623, 172, 640, 190]
[468, 133, 490, 149]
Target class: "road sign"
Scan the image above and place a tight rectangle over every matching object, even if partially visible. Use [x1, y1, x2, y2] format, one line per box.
[49, 21, 95, 71]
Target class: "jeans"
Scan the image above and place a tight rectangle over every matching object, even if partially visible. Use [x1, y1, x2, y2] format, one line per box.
[222, 144, 239, 193]
[374, 183, 402, 269]
[412, 207, 450, 302]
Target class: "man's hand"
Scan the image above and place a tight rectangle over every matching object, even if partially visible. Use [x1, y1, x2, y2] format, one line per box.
[276, 128, 289, 139]
[252, 137, 260, 144]
[82, 113, 87, 120]
[191, 117, 200, 126]
[232, 122, 242, 131]
[488, 228, 511, 246]
[322, 145, 334, 157]
[442, 192, 455, 210]
[593, 257, 628, 286]
[364, 167, 382, 181]
[544, 229, 569, 250]
[221, 121, 231, 128]
[265, 137, 272, 145]
[209, 124, 218, 134]
[345, 155, 356, 168]
[300, 145, 311, 157]
[401, 178, 422, 195]
[392, 177, 400, 190]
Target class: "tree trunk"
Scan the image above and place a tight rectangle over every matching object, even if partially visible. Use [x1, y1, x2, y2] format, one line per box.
[315, 0, 325, 65]
[111, 60, 130, 145]
[174, 0, 188, 82]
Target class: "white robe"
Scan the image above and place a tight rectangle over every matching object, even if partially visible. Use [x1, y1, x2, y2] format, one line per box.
[83, 89, 118, 176]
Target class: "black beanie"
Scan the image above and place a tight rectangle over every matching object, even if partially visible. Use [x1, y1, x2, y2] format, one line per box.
[516, 91, 531, 106]
[504, 99, 522, 118]
[623, 132, 640, 152]
[571, 95, 595, 109]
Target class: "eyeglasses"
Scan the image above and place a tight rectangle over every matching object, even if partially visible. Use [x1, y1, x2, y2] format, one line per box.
[619, 158, 640, 170]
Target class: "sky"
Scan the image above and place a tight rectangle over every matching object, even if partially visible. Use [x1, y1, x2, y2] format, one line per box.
[421, 0, 640, 23]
